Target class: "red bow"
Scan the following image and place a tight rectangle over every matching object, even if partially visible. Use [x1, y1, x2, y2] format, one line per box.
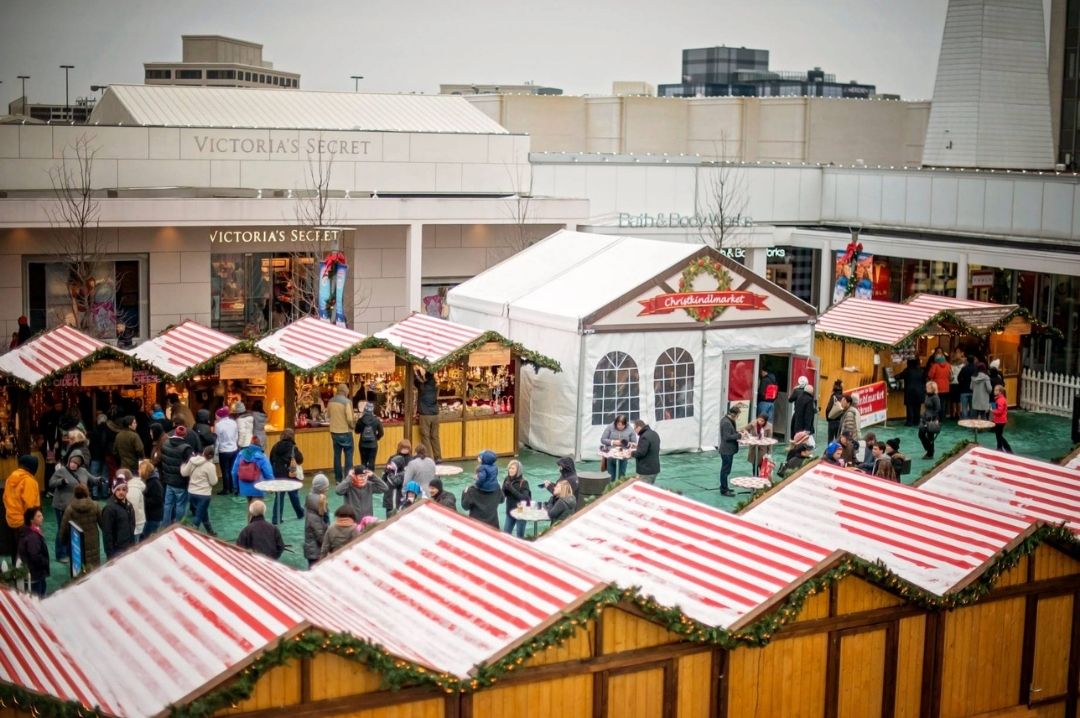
[321, 251, 348, 277]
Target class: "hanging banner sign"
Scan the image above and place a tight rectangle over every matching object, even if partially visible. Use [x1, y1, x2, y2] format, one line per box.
[638, 291, 768, 316]
[219, 353, 268, 380]
[849, 381, 888, 428]
[81, 360, 133, 387]
[132, 369, 160, 386]
[468, 342, 511, 367]
[351, 349, 396, 374]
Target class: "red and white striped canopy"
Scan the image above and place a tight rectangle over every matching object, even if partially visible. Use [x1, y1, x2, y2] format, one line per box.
[537, 481, 836, 629]
[905, 294, 1000, 312]
[741, 464, 1036, 596]
[814, 297, 941, 346]
[129, 320, 241, 378]
[0, 324, 108, 387]
[375, 312, 485, 364]
[918, 445, 1080, 536]
[254, 316, 366, 372]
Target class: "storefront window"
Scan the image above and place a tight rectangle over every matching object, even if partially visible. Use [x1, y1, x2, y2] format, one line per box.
[421, 282, 458, 319]
[766, 246, 818, 304]
[654, 348, 695, 421]
[853, 256, 957, 303]
[212, 253, 317, 336]
[25, 257, 146, 344]
[592, 351, 640, 426]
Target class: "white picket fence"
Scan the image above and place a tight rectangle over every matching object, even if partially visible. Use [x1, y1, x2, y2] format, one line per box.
[1020, 369, 1080, 416]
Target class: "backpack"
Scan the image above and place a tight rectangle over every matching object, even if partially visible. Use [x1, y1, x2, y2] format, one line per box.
[356, 416, 377, 444]
[764, 383, 779, 401]
[237, 457, 261, 483]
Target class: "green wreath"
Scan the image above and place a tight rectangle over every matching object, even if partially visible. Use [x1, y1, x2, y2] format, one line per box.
[677, 257, 732, 323]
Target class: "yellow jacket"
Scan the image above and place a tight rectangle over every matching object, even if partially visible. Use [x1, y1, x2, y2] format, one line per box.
[4, 468, 39, 529]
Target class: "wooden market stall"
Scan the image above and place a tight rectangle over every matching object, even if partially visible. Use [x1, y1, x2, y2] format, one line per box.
[368, 312, 560, 460]
[0, 324, 153, 476]
[815, 294, 1034, 420]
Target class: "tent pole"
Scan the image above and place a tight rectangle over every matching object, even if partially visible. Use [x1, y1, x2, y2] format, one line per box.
[575, 330, 588, 462]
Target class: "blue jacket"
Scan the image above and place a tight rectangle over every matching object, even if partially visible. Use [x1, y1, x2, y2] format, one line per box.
[475, 450, 499, 491]
[233, 444, 273, 497]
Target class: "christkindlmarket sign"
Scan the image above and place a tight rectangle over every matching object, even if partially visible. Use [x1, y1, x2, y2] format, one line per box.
[638, 290, 769, 316]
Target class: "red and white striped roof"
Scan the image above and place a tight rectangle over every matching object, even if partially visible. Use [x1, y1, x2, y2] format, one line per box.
[1064, 448, 1080, 471]
[0, 324, 108, 387]
[905, 294, 1001, 312]
[254, 316, 366, 372]
[537, 481, 836, 629]
[308, 502, 605, 677]
[129, 320, 241, 378]
[375, 312, 485, 364]
[814, 297, 941, 346]
[742, 464, 1036, 596]
[918, 445, 1080, 536]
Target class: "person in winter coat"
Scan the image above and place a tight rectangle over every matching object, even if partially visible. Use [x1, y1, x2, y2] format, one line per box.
[269, 429, 305, 525]
[631, 419, 661, 483]
[48, 454, 101, 562]
[428, 477, 457, 511]
[918, 381, 943, 460]
[789, 378, 817, 440]
[231, 401, 254, 450]
[461, 450, 503, 529]
[193, 409, 216, 453]
[403, 443, 437, 497]
[957, 355, 976, 419]
[824, 380, 846, 441]
[354, 403, 384, 471]
[304, 474, 331, 567]
[838, 395, 860, 442]
[545, 479, 577, 524]
[2, 455, 39, 563]
[717, 405, 741, 496]
[756, 369, 778, 423]
[927, 354, 952, 419]
[214, 406, 239, 496]
[112, 414, 144, 475]
[18, 507, 48, 596]
[382, 439, 415, 515]
[823, 441, 845, 466]
[541, 456, 580, 500]
[182, 445, 219, 535]
[138, 461, 164, 540]
[60, 484, 102, 572]
[988, 359, 1004, 395]
[125, 466, 147, 540]
[236, 500, 284, 560]
[898, 359, 927, 427]
[100, 480, 136, 559]
[166, 393, 195, 430]
[336, 465, 389, 519]
[62, 429, 92, 469]
[600, 415, 637, 481]
[778, 442, 814, 478]
[501, 459, 530, 537]
[971, 363, 993, 420]
[250, 400, 268, 448]
[160, 425, 195, 526]
[89, 414, 114, 498]
[233, 437, 274, 503]
[742, 413, 774, 477]
[400, 480, 422, 509]
[319, 504, 358, 558]
[991, 384, 1012, 453]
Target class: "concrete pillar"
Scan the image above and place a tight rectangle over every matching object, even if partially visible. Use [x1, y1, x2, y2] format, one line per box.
[954, 255, 969, 300]
[746, 247, 768, 277]
[818, 244, 835, 312]
[406, 222, 423, 312]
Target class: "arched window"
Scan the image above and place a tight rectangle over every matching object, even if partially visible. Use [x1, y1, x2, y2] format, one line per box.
[592, 351, 640, 426]
[654, 347, 695, 421]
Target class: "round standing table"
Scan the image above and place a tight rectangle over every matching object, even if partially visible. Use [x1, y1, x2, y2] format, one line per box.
[958, 419, 995, 443]
[510, 505, 550, 537]
[434, 464, 464, 477]
[254, 479, 304, 494]
[730, 475, 772, 495]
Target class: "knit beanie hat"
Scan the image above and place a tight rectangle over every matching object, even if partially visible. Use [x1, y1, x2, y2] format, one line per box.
[215, 406, 230, 419]
[18, 454, 38, 474]
[311, 473, 330, 494]
[886, 438, 901, 452]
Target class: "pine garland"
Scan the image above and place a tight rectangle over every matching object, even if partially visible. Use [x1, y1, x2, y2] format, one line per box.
[361, 333, 561, 374]
[3, 344, 161, 391]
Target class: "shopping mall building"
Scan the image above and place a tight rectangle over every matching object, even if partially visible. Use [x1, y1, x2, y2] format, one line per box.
[0, 61, 1078, 376]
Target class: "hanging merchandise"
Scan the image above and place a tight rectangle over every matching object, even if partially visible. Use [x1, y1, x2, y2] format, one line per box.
[317, 251, 349, 326]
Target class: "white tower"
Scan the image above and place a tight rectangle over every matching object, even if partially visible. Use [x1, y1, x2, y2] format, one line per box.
[922, 0, 1055, 169]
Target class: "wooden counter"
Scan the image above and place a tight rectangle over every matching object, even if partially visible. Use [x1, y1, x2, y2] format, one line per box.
[267, 424, 407, 472]
[408, 414, 516, 461]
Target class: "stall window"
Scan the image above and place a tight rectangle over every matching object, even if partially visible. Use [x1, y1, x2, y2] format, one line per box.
[592, 351, 640, 426]
[25, 256, 147, 344]
[654, 348, 695, 421]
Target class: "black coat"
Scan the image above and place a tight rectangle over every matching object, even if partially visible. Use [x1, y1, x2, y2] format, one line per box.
[461, 486, 504, 529]
[100, 497, 136, 558]
[899, 364, 927, 403]
[269, 438, 303, 478]
[159, 437, 194, 488]
[633, 426, 661, 475]
[382, 453, 415, 512]
[237, 516, 284, 559]
[790, 388, 817, 436]
[17, 527, 50, 581]
[414, 373, 438, 415]
[355, 412, 384, 449]
[502, 475, 531, 507]
[194, 422, 216, 451]
[143, 475, 164, 521]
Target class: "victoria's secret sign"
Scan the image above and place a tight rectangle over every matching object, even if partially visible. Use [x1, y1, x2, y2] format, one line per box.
[209, 228, 344, 245]
[191, 135, 371, 157]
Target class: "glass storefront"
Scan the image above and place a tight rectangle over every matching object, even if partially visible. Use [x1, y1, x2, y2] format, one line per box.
[211, 253, 318, 336]
[833, 253, 957, 304]
[766, 246, 818, 305]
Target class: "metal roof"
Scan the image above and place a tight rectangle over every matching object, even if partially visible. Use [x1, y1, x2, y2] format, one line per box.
[536, 481, 837, 629]
[741, 463, 1036, 596]
[917, 445, 1080, 536]
[254, 316, 366, 373]
[0, 325, 110, 387]
[89, 84, 510, 134]
[814, 297, 941, 346]
[374, 312, 485, 364]
[128, 320, 242, 379]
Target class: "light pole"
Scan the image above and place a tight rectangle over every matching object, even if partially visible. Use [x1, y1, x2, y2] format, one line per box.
[17, 76, 29, 108]
[351, 75, 364, 92]
[60, 65, 74, 114]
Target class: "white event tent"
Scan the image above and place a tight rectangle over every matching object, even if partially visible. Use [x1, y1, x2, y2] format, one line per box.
[448, 230, 816, 459]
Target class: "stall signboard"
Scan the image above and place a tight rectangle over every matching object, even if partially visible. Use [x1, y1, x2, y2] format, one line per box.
[351, 348, 396, 374]
[69, 523, 83, 578]
[81, 360, 133, 387]
[638, 290, 768, 316]
[133, 369, 160, 386]
[219, 353, 268, 380]
[850, 381, 888, 428]
[468, 342, 511, 367]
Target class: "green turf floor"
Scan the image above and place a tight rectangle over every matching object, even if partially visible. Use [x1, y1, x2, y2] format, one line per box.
[33, 410, 1079, 592]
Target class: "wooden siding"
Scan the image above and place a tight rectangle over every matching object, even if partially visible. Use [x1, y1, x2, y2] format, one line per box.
[727, 635, 828, 718]
[523, 619, 596, 667]
[835, 576, 905, 614]
[308, 653, 384, 702]
[939, 598, 1026, 718]
[996, 557, 1030, 588]
[1031, 594, 1074, 703]
[600, 608, 681, 654]
[793, 589, 831, 622]
[894, 615, 926, 718]
[837, 627, 888, 718]
[472, 675, 592, 718]
[464, 415, 516, 456]
[815, 337, 879, 415]
[411, 420, 464, 461]
[606, 667, 664, 718]
[676, 652, 713, 718]
[216, 663, 301, 715]
[331, 699, 445, 718]
[1033, 544, 1080, 582]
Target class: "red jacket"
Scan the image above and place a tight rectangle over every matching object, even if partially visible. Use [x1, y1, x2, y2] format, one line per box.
[991, 394, 1008, 425]
[927, 360, 951, 395]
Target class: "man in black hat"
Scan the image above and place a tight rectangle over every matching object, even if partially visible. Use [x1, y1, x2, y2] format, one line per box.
[718, 405, 742, 496]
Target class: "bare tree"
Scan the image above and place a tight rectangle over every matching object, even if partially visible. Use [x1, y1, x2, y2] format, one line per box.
[696, 135, 750, 253]
[500, 163, 547, 257]
[46, 134, 115, 337]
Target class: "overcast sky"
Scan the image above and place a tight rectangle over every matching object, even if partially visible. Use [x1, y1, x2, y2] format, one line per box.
[0, 0, 1053, 107]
